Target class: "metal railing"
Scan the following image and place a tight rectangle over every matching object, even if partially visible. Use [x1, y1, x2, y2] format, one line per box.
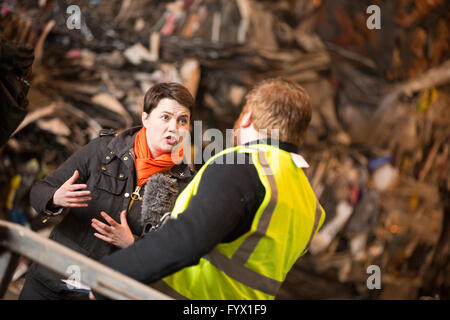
[0, 220, 172, 300]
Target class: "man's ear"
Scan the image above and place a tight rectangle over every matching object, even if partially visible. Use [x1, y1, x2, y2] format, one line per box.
[239, 110, 252, 128]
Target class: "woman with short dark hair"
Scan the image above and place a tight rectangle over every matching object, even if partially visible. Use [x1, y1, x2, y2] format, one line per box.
[19, 82, 195, 300]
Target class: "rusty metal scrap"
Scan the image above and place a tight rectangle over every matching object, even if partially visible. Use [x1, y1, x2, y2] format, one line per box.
[0, 0, 449, 300]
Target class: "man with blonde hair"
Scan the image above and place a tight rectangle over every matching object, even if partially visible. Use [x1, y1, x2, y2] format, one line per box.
[235, 77, 312, 146]
[92, 78, 325, 300]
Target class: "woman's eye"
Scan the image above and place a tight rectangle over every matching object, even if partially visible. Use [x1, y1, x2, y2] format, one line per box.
[161, 115, 170, 120]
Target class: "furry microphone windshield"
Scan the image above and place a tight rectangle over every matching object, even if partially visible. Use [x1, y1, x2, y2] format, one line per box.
[140, 172, 179, 235]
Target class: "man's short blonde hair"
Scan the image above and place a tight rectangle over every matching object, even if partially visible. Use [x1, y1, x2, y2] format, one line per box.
[243, 78, 312, 146]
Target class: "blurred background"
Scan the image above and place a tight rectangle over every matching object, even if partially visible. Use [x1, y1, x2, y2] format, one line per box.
[0, 0, 449, 299]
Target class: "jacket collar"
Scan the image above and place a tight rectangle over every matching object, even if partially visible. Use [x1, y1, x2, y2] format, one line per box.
[107, 126, 140, 159]
[244, 138, 299, 153]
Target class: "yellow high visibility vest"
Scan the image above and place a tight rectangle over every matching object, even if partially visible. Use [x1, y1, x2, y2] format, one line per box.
[159, 144, 325, 299]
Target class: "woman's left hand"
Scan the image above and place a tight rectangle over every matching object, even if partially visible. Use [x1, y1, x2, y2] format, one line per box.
[91, 210, 135, 248]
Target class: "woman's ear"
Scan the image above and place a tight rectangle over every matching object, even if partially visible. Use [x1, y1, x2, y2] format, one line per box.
[141, 112, 149, 127]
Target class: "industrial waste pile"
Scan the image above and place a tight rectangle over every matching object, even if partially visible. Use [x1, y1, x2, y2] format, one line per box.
[0, 0, 449, 299]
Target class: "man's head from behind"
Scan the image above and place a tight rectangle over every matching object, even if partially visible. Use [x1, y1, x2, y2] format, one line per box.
[234, 78, 312, 147]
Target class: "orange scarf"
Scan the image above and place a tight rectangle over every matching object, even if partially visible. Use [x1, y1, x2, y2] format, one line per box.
[134, 127, 183, 186]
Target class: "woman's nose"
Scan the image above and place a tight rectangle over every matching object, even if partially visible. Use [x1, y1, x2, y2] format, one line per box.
[168, 118, 178, 131]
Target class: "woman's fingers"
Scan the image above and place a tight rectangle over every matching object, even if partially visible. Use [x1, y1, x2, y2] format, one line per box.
[93, 233, 113, 244]
[91, 221, 104, 234]
[69, 184, 89, 191]
[92, 213, 133, 248]
[120, 210, 128, 225]
[65, 198, 90, 207]
[67, 196, 92, 203]
[67, 190, 91, 197]
[67, 203, 89, 208]
[100, 211, 119, 227]
[53, 170, 91, 208]
[91, 218, 112, 232]
[66, 170, 79, 185]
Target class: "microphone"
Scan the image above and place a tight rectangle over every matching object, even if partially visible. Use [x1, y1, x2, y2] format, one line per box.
[140, 173, 178, 235]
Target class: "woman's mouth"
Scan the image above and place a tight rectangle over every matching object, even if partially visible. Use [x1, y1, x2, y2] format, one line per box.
[165, 135, 178, 145]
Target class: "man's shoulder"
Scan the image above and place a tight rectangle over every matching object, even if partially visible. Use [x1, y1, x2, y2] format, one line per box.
[208, 149, 252, 166]
[201, 151, 255, 185]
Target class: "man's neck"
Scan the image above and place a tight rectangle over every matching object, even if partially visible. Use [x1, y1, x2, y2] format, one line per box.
[238, 125, 267, 146]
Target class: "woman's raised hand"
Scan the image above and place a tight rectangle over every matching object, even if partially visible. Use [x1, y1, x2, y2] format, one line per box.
[91, 210, 135, 248]
[52, 170, 92, 208]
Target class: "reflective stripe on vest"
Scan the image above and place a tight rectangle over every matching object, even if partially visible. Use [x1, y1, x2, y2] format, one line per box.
[301, 202, 323, 256]
[162, 144, 325, 299]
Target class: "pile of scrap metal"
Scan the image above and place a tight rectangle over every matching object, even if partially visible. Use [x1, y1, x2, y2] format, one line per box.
[0, 0, 448, 299]
[279, 0, 450, 299]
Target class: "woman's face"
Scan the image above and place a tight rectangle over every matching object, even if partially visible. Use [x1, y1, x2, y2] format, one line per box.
[142, 98, 191, 158]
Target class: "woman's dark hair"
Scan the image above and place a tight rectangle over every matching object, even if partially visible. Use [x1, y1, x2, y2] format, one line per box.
[143, 82, 194, 115]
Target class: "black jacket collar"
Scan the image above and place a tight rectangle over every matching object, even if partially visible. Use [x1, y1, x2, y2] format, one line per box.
[244, 138, 299, 154]
[107, 126, 140, 158]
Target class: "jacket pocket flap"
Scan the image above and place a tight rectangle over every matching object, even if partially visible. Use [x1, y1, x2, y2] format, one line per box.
[95, 172, 127, 195]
